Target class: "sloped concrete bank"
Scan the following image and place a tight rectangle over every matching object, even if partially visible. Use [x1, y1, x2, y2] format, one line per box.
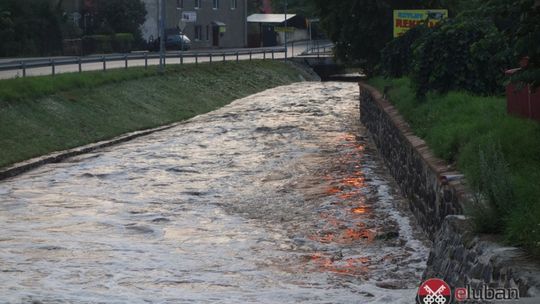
[358, 83, 540, 301]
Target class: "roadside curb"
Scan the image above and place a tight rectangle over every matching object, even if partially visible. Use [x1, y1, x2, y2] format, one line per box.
[0, 122, 182, 181]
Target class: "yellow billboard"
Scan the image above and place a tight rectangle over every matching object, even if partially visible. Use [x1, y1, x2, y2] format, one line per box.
[393, 10, 448, 37]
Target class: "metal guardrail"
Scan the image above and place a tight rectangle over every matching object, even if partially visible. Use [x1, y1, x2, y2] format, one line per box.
[288, 39, 333, 58]
[0, 40, 334, 77]
[0, 47, 287, 77]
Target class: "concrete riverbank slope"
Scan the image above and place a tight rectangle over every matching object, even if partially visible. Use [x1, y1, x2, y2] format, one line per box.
[359, 83, 540, 301]
[0, 61, 317, 178]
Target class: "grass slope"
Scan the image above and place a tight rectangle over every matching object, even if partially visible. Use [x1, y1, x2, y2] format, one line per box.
[369, 77, 540, 255]
[0, 61, 314, 169]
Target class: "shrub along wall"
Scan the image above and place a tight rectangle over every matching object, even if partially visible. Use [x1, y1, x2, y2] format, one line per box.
[368, 77, 540, 256]
[82, 33, 135, 55]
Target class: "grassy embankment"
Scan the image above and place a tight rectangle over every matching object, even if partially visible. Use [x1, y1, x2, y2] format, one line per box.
[369, 77, 540, 255]
[0, 61, 314, 169]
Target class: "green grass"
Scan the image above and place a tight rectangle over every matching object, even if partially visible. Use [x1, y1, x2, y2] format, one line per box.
[369, 77, 540, 255]
[0, 60, 314, 169]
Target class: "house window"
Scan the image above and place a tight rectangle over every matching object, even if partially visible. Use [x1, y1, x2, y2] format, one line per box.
[177, 0, 183, 9]
[195, 25, 202, 40]
[230, 0, 237, 9]
[195, 0, 201, 9]
[213, 0, 219, 9]
[206, 25, 210, 40]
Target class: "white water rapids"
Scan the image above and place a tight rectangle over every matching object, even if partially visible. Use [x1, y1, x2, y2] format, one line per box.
[0, 82, 429, 303]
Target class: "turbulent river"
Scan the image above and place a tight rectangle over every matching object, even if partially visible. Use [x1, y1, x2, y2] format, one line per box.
[0, 82, 429, 303]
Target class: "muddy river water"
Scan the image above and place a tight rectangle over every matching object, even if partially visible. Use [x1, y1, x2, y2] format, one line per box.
[0, 82, 429, 303]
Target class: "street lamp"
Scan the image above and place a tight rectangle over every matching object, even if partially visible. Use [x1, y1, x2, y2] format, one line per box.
[177, 7, 185, 52]
[159, 0, 166, 73]
[284, 0, 288, 59]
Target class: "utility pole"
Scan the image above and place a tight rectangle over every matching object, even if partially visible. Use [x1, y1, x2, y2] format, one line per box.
[244, 0, 248, 47]
[159, 0, 166, 73]
[177, 0, 189, 51]
[284, 0, 288, 60]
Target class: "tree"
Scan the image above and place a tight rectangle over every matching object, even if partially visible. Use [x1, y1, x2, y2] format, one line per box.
[410, 17, 513, 97]
[248, 0, 263, 14]
[271, 0, 317, 17]
[313, 0, 448, 74]
[513, 0, 540, 88]
[379, 0, 534, 96]
[0, 11, 16, 56]
[87, 0, 146, 37]
[0, 0, 64, 57]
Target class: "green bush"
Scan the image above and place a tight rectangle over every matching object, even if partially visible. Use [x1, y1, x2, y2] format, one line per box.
[93, 35, 113, 53]
[112, 33, 134, 53]
[468, 141, 514, 233]
[81, 33, 136, 54]
[82, 35, 113, 55]
[369, 76, 540, 256]
[410, 17, 513, 97]
[379, 24, 429, 78]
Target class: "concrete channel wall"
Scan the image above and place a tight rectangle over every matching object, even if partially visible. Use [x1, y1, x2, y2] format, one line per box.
[358, 83, 540, 301]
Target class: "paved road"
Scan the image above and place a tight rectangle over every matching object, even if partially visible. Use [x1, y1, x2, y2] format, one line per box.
[0, 41, 333, 80]
[0, 82, 428, 303]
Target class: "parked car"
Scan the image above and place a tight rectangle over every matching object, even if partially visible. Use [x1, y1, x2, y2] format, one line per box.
[165, 34, 191, 51]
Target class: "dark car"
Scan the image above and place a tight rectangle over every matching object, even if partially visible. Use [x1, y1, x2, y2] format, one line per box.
[165, 34, 191, 51]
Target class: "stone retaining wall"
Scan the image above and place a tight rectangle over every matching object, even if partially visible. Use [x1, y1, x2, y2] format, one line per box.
[426, 215, 540, 300]
[359, 83, 468, 238]
[359, 82, 540, 301]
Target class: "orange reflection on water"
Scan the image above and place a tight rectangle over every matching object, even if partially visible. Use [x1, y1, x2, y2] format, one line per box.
[351, 206, 368, 214]
[338, 192, 358, 200]
[325, 187, 342, 195]
[309, 233, 336, 243]
[310, 228, 376, 244]
[347, 257, 370, 265]
[305, 132, 377, 276]
[341, 177, 365, 188]
[335, 133, 366, 150]
[344, 228, 371, 241]
[352, 170, 363, 177]
[319, 213, 344, 228]
[338, 134, 356, 142]
[308, 253, 371, 276]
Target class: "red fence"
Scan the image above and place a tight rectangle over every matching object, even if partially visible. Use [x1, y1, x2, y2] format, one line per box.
[506, 84, 540, 121]
[505, 67, 540, 122]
